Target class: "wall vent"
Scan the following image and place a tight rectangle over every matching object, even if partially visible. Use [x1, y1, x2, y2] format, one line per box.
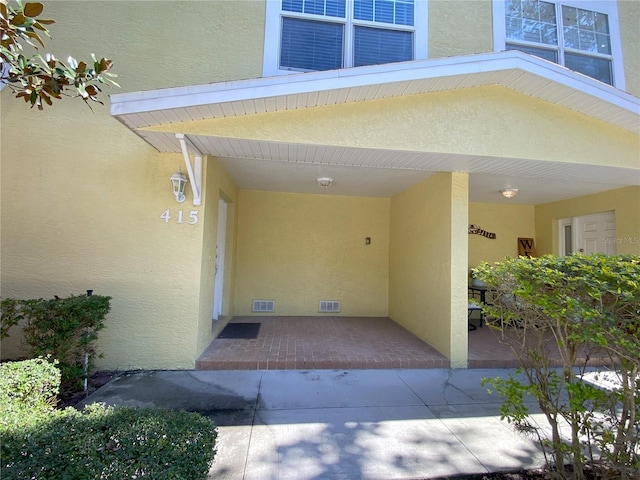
[252, 300, 275, 312]
[319, 300, 341, 313]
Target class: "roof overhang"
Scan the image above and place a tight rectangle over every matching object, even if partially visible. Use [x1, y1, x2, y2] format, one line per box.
[112, 50, 639, 135]
[110, 50, 640, 203]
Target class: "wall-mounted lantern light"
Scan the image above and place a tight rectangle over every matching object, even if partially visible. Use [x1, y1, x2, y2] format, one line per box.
[170, 168, 188, 203]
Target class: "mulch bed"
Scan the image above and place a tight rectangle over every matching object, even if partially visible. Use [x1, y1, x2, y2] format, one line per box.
[58, 371, 119, 409]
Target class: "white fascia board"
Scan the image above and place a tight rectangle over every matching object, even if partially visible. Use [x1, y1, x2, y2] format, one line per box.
[110, 51, 640, 121]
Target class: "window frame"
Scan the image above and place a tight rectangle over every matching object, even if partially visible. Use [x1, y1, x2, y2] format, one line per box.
[492, 0, 625, 89]
[263, 0, 428, 76]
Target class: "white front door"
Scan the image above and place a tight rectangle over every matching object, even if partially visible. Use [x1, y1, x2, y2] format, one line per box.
[212, 198, 227, 320]
[575, 211, 616, 255]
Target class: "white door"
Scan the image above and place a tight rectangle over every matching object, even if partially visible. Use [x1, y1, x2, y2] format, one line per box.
[212, 198, 227, 320]
[575, 211, 616, 255]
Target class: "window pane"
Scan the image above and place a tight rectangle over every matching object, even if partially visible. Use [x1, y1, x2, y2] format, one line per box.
[280, 18, 344, 71]
[283, 0, 346, 17]
[562, 5, 610, 55]
[596, 33, 611, 55]
[325, 0, 346, 17]
[305, 0, 326, 15]
[564, 225, 572, 255]
[578, 29, 596, 52]
[354, 26, 412, 67]
[395, 1, 414, 26]
[282, 0, 303, 13]
[375, 0, 394, 24]
[563, 26, 580, 49]
[505, 0, 557, 45]
[506, 43, 558, 63]
[354, 0, 414, 25]
[594, 12, 609, 34]
[565, 52, 612, 85]
[354, 0, 374, 21]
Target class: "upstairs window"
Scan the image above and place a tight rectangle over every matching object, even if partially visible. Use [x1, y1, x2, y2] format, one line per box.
[264, 0, 427, 75]
[502, 0, 618, 85]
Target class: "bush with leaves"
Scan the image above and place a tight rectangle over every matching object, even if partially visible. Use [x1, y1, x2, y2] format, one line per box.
[23, 294, 111, 390]
[1, 0, 118, 109]
[2, 294, 111, 390]
[0, 359, 218, 480]
[476, 254, 640, 480]
[0, 298, 26, 340]
[0, 357, 60, 428]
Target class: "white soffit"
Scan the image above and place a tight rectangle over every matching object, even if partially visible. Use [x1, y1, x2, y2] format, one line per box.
[111, 51, 640, 136]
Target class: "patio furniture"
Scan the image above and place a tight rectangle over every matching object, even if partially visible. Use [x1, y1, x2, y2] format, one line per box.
[468, 286, 490, 329]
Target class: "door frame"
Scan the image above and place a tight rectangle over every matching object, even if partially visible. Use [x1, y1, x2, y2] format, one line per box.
[212, 197, 227, 320]
[558, 211, 616, 256]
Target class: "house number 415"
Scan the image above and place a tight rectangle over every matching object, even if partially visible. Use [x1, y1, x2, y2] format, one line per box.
[160, 209, 199, 225]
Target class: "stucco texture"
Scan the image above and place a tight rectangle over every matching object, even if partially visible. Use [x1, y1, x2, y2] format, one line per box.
[619, 0, 640, 97]
[429, 0, 494, 58]
[0, 0, 264, 369]
[38, 1, 266, 93]
[234, 191, 390, 317]
[535, 186, 640, 256]
[389, 172, 469, 368]
[147, 86, 638, 170]
[469, 203, 536, 269]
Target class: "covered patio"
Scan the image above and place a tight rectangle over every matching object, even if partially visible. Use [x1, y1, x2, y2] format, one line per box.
[110, 51, 639, 371]
[195, 316, 614, 370]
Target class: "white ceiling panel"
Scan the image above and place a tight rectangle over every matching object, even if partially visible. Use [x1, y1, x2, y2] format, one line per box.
[111, 52, 639, 204]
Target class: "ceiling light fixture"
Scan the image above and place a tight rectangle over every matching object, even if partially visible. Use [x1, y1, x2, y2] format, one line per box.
[317, 177, 333, 188]
[500, 188, 518, 199]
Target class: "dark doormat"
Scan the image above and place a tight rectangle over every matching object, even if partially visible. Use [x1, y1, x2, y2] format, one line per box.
[218, 322, 261, 339]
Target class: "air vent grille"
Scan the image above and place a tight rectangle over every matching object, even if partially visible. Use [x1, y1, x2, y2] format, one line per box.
[319, 300, 341, 313]
[252, 300, 275, 312]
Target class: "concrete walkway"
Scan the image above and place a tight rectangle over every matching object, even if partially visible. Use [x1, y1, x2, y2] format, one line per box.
[81, 369, 547, 480]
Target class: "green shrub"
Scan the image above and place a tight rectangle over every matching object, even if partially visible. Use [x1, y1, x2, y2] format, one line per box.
[0, 359, 218, 480]
[476, 254, 640, 480]
[4, 294, 111, 390]
[0, 297, 25, 339]
[0, 357, 60, 426]
[1, 403, 218, 480]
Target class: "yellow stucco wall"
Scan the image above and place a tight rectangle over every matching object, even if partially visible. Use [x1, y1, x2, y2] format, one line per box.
[39, 0, 266, 92]
[619, 0, 640, 97]
[535, 186, 640, 256]
[150, 86, 638, 170]
[429, 0, 493, 58]
[0, 98, 208, 368]
[0, 0, 260, 369]
[234, 190, 390, 317]
[389, 172, 469, 368]
[469, 203, 536, 269]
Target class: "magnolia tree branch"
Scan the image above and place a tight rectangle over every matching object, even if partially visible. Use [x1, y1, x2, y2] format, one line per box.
[1, 1, 118, 109]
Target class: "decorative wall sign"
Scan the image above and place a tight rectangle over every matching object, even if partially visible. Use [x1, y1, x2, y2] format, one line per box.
[468, 224, 496, 239]
[518, 237, 536, 257]
[160, 209, 199, 225]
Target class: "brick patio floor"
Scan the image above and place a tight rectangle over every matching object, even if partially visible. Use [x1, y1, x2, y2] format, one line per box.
[196, 316, 531, 370]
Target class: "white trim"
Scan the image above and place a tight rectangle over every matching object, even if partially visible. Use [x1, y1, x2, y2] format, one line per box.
[558, 217, 574, 256]
[176, 133, 202, 206]
[111, 51, 639, 122]
[492, 0, 626, 90]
